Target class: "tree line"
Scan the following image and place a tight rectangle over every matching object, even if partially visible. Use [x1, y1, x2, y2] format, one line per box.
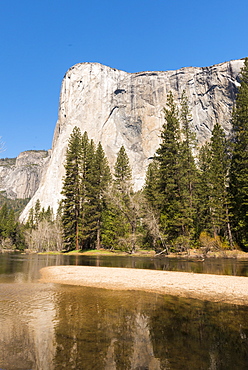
[1, 58, 247, 253]
[61, 129, 139, 252]
[57, 58, 247, 252]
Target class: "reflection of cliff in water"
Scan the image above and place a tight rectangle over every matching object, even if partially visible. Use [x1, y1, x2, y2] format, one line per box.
[104, 313, 161, 369]
[52, 285, 248, 369]
[53, 286, 162, 369]
[0, 283, 56, 370]
[1, 255, 248, 369]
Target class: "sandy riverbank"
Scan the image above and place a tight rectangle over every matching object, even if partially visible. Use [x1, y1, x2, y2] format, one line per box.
[40, 266, 248, 306]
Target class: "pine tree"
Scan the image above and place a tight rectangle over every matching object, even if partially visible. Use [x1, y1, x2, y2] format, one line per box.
[103, 145, 140, 252]
[61, 127, 83, 250]
[179, 91, 198, 240]
[0, 203, 25, 249]
[0, 203, 9, 239]
[229, 58, 248, 249]
[209, 123, 231, 239]
[197, 124, 233, 246]
[34, 199, 41, 226]
[84, 142, 111, 249]
[144, 91, 198, 250]
[155, 92, 183, 242]
[114, 145, 132, 194]
[144, 160, 160, 209]
[197, 142, 212, 233]
[27, 207, 35, 229]
[79, 131, 91, 248]
[113, 146, 136, 250]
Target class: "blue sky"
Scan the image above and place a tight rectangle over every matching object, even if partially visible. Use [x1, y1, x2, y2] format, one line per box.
[0, 0, 247, 158]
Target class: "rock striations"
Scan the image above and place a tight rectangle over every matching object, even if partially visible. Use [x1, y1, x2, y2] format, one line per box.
[0, 150, 49, 200]
[20, 59, 244, 221]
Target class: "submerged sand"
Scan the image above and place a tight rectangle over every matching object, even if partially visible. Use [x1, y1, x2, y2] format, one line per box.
[40, 266, 248, 306]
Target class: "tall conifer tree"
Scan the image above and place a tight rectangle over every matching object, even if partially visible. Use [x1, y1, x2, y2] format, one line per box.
[209, 123, 230, 237]
[101, 146, 132, 250]
[114, 145, 132, 194]
[84, 142, 111, 249]
[197, 142, 212, 233]
[156, 92, 183, 241]
[179, 91, 198, 239]
[144, 91, 199, 248]
[103, 145, 140, 252]
[229, 58, 248, 249]
[144, 160, 160, 209]
[61, 127, 83, 250]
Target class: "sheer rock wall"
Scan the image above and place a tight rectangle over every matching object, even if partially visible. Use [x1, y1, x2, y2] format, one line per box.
[20, 59, 244, 220]
[0, 150, 49, 199]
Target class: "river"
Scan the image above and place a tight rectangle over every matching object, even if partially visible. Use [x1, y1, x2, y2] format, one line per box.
[0, 253, 248, 369]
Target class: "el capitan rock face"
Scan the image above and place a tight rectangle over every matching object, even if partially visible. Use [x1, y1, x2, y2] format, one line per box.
[20, 59, 244, 220]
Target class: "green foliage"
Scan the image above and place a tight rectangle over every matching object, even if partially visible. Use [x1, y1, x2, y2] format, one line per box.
[84, 142, 112, 249]
[156, 92, 182, 240]
[143, 89, 243, 251]
[102, 145, 142, 253]
[144, 160, 160, 209]
[229, 58, 248, 249]
[26, 200, 54, 230]
[197, 143, 212, 233]
[145, 91, 199, 248]
[209, 123, 230, 235]
[0, 203, 25, 250]
[114, 145, 132, 190]
[0, 192, 30, 215]
[178, 92, 199, 240]
[61, 127, 84, 250]
[61, 128, 112, 251]
[197, 123, 231, 243]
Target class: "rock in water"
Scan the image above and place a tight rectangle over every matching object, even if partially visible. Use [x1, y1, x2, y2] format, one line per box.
[20, 59, 244, 220]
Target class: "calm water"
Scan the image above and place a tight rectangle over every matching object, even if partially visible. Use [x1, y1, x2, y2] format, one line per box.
[0, 253, 248, 369]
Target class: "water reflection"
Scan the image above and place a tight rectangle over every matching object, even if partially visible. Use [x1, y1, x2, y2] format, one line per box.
[51, 286, 159, 369]
[1, 253, 248, 281]
[0, 283, 57, 369]
[1, 254, 248, 369]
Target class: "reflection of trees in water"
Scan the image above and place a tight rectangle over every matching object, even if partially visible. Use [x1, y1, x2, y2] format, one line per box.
[53, 287, 161, 369]
[2, 254, 248, 369]
[52, 286, 248, 369]
[2, 280, 248, 370]
[148, 295, 248, 370]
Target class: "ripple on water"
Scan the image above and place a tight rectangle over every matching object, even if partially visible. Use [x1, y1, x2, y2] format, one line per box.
[0, 282, 57, 319]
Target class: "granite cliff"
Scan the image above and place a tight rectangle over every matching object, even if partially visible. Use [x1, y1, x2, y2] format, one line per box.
[0, 150, 49, 200]
[20, 59, 244, 220]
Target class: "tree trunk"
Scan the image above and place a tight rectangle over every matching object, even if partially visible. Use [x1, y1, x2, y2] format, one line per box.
[131, 222, 136, 253]
[75, 221, 79, 250]
[96, 219, 101, 250]
[226, 206, 234, 249]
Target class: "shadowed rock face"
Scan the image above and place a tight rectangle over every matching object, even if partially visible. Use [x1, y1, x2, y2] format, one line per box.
[20, 59, 244, 220]
[0, 150, 49, 199]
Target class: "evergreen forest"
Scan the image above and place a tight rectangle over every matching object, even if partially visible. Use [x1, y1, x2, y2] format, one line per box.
[1, 58, 248, 254]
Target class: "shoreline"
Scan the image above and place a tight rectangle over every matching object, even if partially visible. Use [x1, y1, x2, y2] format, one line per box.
[40, 266, 248, 306]
[35, 248, 248, 259]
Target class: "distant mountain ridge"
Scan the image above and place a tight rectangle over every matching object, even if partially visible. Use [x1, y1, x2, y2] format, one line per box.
[16, 58, 244, 221]
[0, 150, 49, 200]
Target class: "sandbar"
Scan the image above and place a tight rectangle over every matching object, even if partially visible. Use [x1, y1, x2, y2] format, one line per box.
[40, 266, 248, 306]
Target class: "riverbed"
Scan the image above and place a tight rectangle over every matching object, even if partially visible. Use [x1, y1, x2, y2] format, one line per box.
[1, 253, 248, 369]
